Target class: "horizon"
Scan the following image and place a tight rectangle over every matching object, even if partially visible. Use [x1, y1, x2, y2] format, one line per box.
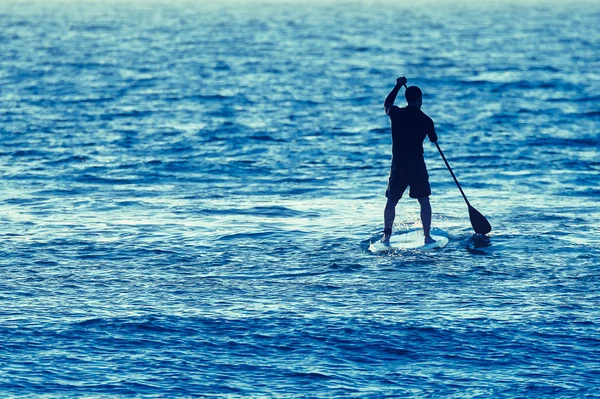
[2, 0, 599, 4]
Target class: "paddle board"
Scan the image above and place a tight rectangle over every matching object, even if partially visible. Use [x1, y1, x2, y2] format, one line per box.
[369, 232, 449, 254]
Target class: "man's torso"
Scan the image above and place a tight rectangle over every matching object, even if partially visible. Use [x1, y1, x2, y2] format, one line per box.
[388, 106, 435, 166]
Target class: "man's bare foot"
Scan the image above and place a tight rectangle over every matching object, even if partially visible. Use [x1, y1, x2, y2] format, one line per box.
[424, 236, 436, 245]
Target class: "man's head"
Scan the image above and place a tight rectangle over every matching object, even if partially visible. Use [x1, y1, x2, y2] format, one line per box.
[405, 86, 423, 108]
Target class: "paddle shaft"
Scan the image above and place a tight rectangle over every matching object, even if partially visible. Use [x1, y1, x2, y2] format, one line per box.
[434, 142, 471, 206]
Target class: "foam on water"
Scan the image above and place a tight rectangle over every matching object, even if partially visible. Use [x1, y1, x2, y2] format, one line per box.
[0, 0, 599, 396]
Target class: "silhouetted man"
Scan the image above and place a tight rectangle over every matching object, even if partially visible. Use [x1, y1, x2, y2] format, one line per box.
[382, 76, 438, 245]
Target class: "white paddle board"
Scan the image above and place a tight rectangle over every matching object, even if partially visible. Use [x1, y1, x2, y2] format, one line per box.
[369, 232, 449, 254]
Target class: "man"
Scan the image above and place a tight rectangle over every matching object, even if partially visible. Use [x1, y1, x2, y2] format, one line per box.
[382, 76, 438, 245]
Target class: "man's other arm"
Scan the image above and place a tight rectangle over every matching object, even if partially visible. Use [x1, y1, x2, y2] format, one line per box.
[427, 119, 438, 143]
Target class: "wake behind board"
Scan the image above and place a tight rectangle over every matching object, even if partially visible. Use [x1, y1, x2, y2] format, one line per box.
[369, 231, 449, 254]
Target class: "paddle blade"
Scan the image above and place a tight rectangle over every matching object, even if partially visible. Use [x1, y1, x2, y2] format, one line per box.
[468, 205, 492, 235]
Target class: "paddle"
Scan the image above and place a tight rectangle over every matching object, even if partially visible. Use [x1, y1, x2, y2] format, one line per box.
[434, 142, 492, 235]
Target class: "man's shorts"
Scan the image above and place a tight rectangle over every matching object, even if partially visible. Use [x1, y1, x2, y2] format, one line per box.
[385, 159, 431, 201]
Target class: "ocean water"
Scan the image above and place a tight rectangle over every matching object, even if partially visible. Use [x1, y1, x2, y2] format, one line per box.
[0, 0, 599, 396]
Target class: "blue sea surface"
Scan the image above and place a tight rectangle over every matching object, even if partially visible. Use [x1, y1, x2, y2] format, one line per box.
[1, 0, 599, 396]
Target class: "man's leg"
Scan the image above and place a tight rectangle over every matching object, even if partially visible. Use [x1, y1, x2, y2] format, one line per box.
[382, 198, 399, 243]
[418, 197, 435, 244]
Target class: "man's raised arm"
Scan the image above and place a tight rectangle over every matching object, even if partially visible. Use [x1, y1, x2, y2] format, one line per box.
[384, 76, 407, 116]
